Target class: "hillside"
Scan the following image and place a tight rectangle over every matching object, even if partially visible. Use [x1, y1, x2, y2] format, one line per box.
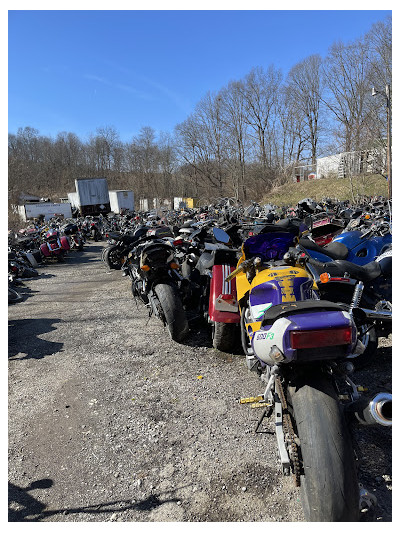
[261, 174, 389, 207]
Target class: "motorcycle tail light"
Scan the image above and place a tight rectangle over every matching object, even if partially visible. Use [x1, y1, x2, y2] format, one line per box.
[290, 327, 352, 349]
[173, 238, 184, 246]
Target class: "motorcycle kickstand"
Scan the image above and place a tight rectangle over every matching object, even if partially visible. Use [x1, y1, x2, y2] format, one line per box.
[255, 404, 273, 433]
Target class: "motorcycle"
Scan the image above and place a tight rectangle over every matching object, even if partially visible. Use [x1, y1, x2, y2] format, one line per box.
[61, 223, 85, 251]
[40, 228, 70, 261]
[177, 224, 241, 351]
[103, 225, 149, 270]
[82, 217, 102, 241]
[123, 235, 189, 342]
[299, 219, 391, 266]
[225, 222, 391, 521]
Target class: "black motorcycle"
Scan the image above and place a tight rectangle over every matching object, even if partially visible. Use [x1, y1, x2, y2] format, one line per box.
[124, 235, 189, 343]
[103, 225, 149, 270]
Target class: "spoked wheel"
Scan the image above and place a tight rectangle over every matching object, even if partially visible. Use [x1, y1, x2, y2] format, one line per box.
[286, 373, 359, 522]
[104, 245, 122, 270]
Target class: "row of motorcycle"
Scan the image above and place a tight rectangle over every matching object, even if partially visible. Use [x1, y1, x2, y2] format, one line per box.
[103, 196, 392, 522]
[8, 216, 105, 304]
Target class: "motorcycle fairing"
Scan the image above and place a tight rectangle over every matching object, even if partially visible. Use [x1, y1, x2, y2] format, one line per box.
[208, 264, 240, 323]
[251, 309, 356, 365]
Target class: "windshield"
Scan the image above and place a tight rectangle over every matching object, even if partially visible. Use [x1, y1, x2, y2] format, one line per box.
[243, 232, 295, 261]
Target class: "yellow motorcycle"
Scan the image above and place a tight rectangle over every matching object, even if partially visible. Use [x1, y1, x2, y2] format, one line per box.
[226, 221, 391, 521]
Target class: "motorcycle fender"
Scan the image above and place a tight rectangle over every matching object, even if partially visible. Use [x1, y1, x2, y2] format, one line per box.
[208, 264, 240, 323]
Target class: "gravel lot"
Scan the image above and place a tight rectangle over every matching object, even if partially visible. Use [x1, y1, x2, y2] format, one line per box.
[8, 241, 392, 522]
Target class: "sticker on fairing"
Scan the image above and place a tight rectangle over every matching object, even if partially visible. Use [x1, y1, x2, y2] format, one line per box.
[250, 302, 273, 320]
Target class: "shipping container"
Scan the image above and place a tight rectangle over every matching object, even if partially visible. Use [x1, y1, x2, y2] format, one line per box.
[109, 190, 135, 214]
[18, 202, 72, 222]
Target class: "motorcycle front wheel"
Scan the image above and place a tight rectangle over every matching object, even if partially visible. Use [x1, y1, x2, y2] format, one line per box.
[154, 283, 189, 343]
[212, 322, 238, 352]
[104, 245, 122, 270]
[286, 373, 359, 522]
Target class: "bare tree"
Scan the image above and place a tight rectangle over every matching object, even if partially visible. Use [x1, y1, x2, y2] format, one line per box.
[322, 38, 372, 153]
[241, 65, 282, 172]
[286, 55, 324, 164]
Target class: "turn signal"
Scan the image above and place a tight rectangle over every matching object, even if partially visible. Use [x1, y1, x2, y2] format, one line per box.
[141, 265, 150, 271]
[319, 272, 331, 283]
[170, 262, 180, 269]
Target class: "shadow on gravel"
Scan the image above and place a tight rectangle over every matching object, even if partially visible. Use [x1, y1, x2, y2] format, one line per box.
[37, 273, 56, 279]
[8, 319, 64, 360]
[180, 319, 244, 357]
[9, 480, 182, 521]
[65, 246, 105, 265]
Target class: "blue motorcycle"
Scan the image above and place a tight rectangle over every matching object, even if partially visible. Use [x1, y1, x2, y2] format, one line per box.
[299, 221, 391, 265]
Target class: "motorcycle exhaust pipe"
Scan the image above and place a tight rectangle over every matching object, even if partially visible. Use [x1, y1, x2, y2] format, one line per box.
[346, 392, 392, 427]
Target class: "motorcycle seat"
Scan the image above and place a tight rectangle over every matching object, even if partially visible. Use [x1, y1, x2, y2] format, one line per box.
[299, 238, 349, 260]
[261, 300, 346, 326]
[312, 259, 382, 283]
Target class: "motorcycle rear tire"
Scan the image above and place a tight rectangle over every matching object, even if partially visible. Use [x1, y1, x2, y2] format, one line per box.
[104, 245, 122, 270]
[287, 374, 359, 522]
[212, 322, 238, 352]
[154, 283, 189, 343]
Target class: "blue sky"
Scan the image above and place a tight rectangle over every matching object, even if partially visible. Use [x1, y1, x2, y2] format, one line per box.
[8, 8, 391, 143]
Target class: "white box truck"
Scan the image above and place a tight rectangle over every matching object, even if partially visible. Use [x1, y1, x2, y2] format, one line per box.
[72, 178, 111, 216]
[109, 190, 135, 214]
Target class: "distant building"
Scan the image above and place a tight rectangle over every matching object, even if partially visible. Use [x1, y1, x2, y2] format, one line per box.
[293, 148, 385, 182]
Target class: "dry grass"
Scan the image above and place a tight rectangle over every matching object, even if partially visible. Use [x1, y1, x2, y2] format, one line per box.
[261, 174, 389, 206]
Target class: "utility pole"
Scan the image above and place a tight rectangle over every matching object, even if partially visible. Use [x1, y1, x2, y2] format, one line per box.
[386, 84, 392, 200]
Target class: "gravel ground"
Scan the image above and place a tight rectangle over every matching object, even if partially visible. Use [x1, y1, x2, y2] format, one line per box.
[8, 242, 392, 522]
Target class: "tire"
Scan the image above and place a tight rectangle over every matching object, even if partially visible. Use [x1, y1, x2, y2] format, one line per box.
[212, 322, 238, 352]
[92, 229, 98, 241]
[287, 373, 359, 522]
[154, 284, 189, 342]
[104, 245, 122, 270]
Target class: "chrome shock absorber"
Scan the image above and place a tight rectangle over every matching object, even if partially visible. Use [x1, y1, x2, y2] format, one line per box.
[349, 280, 364, 316]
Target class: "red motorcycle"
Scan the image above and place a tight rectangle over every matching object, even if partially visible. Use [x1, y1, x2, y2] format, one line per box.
[40, 228, 70, 261]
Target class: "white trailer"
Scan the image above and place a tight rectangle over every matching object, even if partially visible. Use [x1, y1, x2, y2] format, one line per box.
[18, 202, 72, 222]
[109, 190, 135, 214]
[74, 178, 110, 215]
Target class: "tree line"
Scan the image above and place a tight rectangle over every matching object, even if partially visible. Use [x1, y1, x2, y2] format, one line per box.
[8, 17, 391, 206]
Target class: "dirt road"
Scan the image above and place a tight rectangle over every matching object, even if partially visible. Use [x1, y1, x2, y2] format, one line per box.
[8, 242, 392, 522]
